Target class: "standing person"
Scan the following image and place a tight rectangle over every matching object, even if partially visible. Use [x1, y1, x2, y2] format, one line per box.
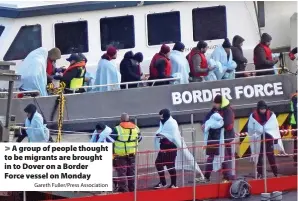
[153, 109, 204, 188]
[47, 48, 62, 84]
[106, 113, 142, 192]
[94, 46, 121, 92]
[231, 35, 248, 78]
[211, 38, 237, 80]
[253, 33, 278, 76]
[202, 95, 236, 182]
[20, 104, 49, 142]
[247, 100, 285, 178]
[169, 42, 190, 84]
[187, 41, 212, 82]
[78, 53, 94, 92]
[120, 51, 143, 89]
[149, 44, 172, 86]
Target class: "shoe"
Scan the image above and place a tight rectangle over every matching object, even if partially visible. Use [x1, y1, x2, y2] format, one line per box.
[168, 184, 178, 188]
[154, 182, 167, 189]
[257, 174, 263, 179]
[196, 177, 210, 183]
[222, 179, 230, 183]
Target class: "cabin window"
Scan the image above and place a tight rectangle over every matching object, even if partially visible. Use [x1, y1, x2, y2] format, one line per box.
[147, 11, 181, 46]
[192, 6, 227, 41]
[0, 25, 4, 36]
[4, 25, 42, 61]
[54, 21, 89, 54]
[100, 15, 135, 51]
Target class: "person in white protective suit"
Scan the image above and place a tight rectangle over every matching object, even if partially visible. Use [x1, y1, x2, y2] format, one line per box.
[90, 122, 113, 143]
[169, 42, 190, 84]
[23, 104, 49, 142]
[211, 38, 237, 80]
[248, 100, 285, 179]
[16, 47, 61, 96]
[153, 109, 204, 189]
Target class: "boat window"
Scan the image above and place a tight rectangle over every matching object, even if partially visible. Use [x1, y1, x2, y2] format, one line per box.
[192, 6, 227, 41]
[100, 15, 135, 51]
[54, 21, 89, 55]
[147, 11, 181, 46]
[4, 25, 42, 61]
[0, 25, 4, 36]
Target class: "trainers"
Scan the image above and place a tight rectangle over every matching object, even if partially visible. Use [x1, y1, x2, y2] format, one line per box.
[168, 184, 178, 188]
[257, 174, 263, 179]
[196, 177, 210, 183]
[222, 179, 230, 183]
[154, 182, 167, 189]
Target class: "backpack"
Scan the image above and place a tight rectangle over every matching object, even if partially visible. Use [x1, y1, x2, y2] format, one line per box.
[230, 178, 251, 199]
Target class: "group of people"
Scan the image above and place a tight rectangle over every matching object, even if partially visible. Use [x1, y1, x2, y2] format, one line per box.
[15, 32, 297, 96]
[17, 91, 297, 192]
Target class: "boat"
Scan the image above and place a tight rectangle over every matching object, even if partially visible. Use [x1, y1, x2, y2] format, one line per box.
[0, 1, 296, 131]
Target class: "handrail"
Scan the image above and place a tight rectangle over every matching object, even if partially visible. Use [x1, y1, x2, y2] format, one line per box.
[67, 77, 180, 93]
[0, 90, 40, 94]
[234, 67, 288, 74]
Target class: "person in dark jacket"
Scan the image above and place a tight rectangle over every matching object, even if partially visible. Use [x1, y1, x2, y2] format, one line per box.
[54, 53, 86, 94]
[289, 47, 297, 60]
[288, 92, 297, 166]
[149, 44, 172, 86]
[253, 33, 278, 76]
[231, 35, 248, 78]
[120, 51, 143, 89]
[203, 95, 235, 182]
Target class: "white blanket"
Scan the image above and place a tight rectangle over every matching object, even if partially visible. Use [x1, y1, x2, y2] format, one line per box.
[154, 117, 204, 178]
[90, 126, 113, 143]
[248, 112, 285, 164]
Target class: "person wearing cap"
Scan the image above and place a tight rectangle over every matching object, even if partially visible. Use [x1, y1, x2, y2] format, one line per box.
[53, 53, 86, 93]
[202, 95, 236, 182]
[231, 35, 249, 78]
[94, 46, 121, 92]
[17, 47, 58, 96]
[106, 113, 142, 192]
[90, 122, 113, 143]
[149, 44, 172, 86]
[46, 48, 62, 84]
[169, 42, 190, 84]
[247, 100, 285, 178]
[120, 51, 144, 89]
[253, 33, 278, 76]
[19, 104, 49, 142]
[211, 38, 237, 80]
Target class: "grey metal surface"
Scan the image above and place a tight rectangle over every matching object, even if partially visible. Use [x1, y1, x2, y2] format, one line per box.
[0, 74, 296, 131]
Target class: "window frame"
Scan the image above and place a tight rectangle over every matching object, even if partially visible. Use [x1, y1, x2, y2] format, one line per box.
[99, 15, 136, 51]
[192, 6, 227, 42]
[53, 20, 89, 55]
[3, 24, 42, 61]
[146, 11, 181, 47]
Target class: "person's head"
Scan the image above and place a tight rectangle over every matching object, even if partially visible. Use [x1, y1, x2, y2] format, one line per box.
[260, 33, 272, 47]
[48, 48, 61, 62]
[213, 95, 222, 110]
[159, 108, 171, 123]
[197, 41, 208, 53]
[95, 122, 106, 133]
[160, 44, 171, 58]
[257, 100, 268, 114]
[66, 53, 81, 65]
[222, 38, 232, 53]
[124, 51, 134, 59]
[173, 42, 185, 52]
[133, 52, 144, 64]
[106, 46, 117, 59]
[120, 113, 130, 122]
[78, 53, 87, 63]
[232, 35, 245, 47]
[24, 104, 37, 119]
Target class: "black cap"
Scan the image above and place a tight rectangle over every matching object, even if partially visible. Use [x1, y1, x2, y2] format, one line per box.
[214, 95, 222, 104]
[261, 33, 272, 44]
[173, 42, 185, 51]
[66, 53, 81, 62]
[95, 122, 106, 131]
[222, 38, 231, 48]
[24, 104, 37, 114]
[257, 100, 268, 110]
[197, 41, 208, 49]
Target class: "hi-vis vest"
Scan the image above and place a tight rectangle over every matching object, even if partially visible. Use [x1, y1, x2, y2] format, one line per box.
[114, 123, 140, 156]
[290, 93, 297, 125]
[70, 67, 86, 90]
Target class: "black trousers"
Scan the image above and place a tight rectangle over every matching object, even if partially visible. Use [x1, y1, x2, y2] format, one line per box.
[292, 124, 297, 164]
[113, 155, 136, 192]
[155, 142, 177, 186]
[257, 134, 278, 176]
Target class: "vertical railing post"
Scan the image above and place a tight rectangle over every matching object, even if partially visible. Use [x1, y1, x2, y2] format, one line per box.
[262, 127, 267, 193]
[181, 126, 185, 187]
[134, 117, 138, 201]
[253, 123, 257, 179]
[23, 191, 26, 201]
[191, 114, 196, 201]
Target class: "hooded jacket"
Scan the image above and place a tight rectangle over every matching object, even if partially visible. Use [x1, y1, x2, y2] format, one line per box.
[120, 51, 141, 89]
[231, 35, 248, 78]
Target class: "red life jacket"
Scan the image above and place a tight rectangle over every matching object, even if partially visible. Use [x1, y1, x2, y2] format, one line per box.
[63, 61, 86, 75]
[187, 49, 208, 77]
[46, 59, 54, 76]
[252, 110, 272, 125]
[254, 43, 273, 64]
[149, 53, 171, 78]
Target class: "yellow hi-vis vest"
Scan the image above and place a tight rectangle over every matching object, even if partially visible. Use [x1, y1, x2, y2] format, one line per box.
[114, 124, 139, 156]
[70, 67, 85, 90]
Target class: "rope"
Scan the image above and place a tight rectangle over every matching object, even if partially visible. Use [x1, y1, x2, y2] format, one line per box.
[47, 82, 66, 143]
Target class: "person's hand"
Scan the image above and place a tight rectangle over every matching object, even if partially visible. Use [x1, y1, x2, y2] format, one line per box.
[208, 65, 215, 71]
[273, 57, 279, 64]
[244, 72, 251, 77]
[201, 124, 205, 131]
[226, 69, 233, 73]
